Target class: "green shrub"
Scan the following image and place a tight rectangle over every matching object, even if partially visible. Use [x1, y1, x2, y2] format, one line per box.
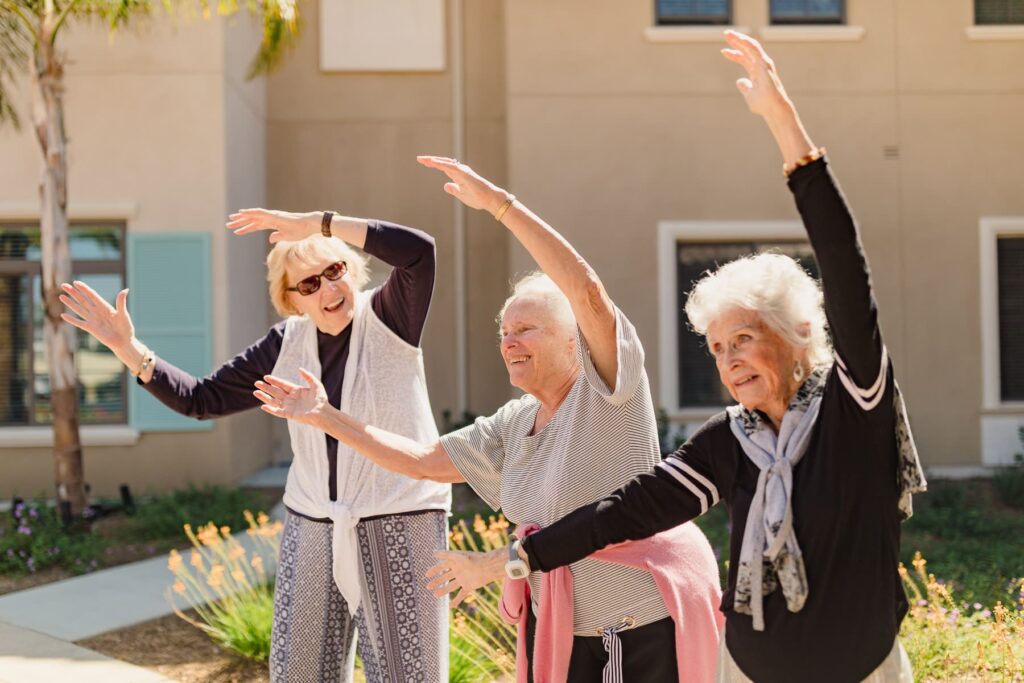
[125, 485, 265, 541]
[0, 499, 105, 575]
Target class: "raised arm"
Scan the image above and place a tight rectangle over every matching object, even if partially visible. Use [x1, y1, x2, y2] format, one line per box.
[417, 156, 620, 390]
[723, 31, 884, 389]
[254, 369, 465, 483]
[60, 281, 279, 418]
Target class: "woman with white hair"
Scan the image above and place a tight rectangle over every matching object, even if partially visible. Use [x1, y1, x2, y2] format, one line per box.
[514, 31, 927, 682]
[255, 156, 724, 681]
[59, 210, 450, 683]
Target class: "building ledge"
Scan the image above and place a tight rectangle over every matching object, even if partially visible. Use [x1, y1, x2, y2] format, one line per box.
[0, 426, 140, 449]
[966, 25, 1024, 40]
[759, 25, 866, 42]
[644, 26, 752, 43]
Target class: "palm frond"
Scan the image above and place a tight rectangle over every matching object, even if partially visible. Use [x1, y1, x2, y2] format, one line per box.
[245, 0, 297, 79]
[0, 8, 29, 128]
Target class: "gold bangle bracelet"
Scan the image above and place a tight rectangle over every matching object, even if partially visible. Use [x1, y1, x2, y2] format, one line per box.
[494, 195, 516, 222]
[783, 147, 826, 177]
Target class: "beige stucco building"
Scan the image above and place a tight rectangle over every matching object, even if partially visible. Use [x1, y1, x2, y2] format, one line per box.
[2, 0, 1022, 498]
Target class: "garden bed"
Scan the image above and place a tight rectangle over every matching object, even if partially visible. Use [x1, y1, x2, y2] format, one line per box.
[0, 486, 282, 596]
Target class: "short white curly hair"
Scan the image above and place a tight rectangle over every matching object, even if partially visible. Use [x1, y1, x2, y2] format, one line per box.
[497, 272, 575, 335]
[684, 252, 832, 368]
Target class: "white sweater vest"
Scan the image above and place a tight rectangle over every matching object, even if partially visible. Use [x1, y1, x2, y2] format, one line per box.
[272, 289, 451, 614]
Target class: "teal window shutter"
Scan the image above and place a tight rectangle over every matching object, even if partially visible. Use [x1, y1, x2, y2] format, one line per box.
[127, 233, 213, 431]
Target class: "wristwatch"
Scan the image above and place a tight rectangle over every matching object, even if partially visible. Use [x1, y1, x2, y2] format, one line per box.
[505, 539, 530, 580]
[321, 211, 335, 238]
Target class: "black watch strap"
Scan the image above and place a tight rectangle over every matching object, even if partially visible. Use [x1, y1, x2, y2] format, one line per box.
[321, 211, 334, 237]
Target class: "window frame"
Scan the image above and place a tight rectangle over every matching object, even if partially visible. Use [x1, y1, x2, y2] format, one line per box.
[657, 220, 807, 420]
[654, 0, 732, 26]
[980, 217, 1024, 410]
[974, 0, 1024, 25]
[769, 0, 845, 25]
[0, 220, 128, 427]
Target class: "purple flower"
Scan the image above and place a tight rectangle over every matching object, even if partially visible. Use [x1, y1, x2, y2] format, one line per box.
[973, 602, 983, 610]
[28, 508, 38, 519]
[982, 609, 992, 619]
[89, 560, 98, 569]
[917, 599, 927, 607]
[16, 525, 31, 536]
[13, 503, 24, 518]
[26, 558, 35, 572]
[5, 549, 13, 558]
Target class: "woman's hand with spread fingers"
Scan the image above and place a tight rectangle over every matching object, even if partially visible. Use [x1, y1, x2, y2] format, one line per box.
[255, 368, 330, 427]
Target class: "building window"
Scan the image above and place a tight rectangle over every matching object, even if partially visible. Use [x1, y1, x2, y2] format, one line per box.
[656, 0, 731, 25]
[976, 0, 1024, 24]
[998, 236, 1024, 401]
[675, 240, 819, 408]
[0, 223, 127, 426]
[770, 0, 844, 24]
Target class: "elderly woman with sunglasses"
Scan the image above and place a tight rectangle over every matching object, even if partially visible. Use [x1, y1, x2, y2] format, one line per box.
[510, 32, 927, 683]
[59, 211, 451, 683]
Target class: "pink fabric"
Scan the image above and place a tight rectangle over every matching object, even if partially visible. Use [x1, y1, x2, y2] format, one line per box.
[500, 523, 724, 683]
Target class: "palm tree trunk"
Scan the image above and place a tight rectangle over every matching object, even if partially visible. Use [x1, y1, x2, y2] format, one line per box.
[30, 5, 86, 514]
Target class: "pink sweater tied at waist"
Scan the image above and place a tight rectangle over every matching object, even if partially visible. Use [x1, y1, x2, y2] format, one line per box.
[500, 522, 724, 683]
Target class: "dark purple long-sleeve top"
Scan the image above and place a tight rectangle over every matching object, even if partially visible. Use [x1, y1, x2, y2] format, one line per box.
[141, 221, 435, 502]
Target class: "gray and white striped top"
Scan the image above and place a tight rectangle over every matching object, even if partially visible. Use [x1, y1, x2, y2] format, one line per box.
[441, 307, 670, 635]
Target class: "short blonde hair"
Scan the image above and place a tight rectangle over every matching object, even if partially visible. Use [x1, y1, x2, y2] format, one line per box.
[496, 272, 575, 335]
[684, 252, 832, 368]
[266, 236, 370, 317]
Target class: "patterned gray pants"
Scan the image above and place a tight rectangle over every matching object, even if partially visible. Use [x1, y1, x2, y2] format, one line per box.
[270, 509, 448, 683]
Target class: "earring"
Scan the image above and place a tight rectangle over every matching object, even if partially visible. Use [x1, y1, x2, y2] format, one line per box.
[793, 362, 805, 383]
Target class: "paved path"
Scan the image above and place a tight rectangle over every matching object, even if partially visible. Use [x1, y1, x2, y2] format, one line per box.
[0, 487, 286, 682]
[0, 621, 174, 683]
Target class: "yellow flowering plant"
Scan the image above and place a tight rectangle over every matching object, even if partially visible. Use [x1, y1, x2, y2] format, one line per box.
[447, 513, 517, 682]
[165, 509, 282, 660]
[900, 551, 1024, 681]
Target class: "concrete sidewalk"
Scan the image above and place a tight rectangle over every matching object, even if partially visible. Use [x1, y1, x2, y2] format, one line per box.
[0, 491, 286, 682]
[0, 622, 174, 683]
[0, 499, 284, 641]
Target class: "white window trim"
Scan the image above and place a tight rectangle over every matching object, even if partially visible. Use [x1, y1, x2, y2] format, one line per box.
[657, 220, 804, 418]
[644, 26, 753, 43]
[966, 25, 1024, 40]
[758, 25, 865, 42]
[979, 217, 1024, 410]
[0, 425, 140, 448]
[0, 201, 138, 220]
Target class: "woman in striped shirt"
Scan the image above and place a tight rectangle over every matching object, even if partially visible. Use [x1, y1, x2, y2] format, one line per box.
[256, 156, 723, 681]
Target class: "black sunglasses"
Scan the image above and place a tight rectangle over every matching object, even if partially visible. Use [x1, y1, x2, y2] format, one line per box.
[286, 261, 348, 296]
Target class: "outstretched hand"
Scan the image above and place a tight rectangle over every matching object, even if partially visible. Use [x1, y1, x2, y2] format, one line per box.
[417, 156, 510, 216]
[254, 369, 329, 426]
[721, 30, 791, 117]
[425, 549, 503, 608]
[226, 208, 317, 244]
[59, 281, 134, 353]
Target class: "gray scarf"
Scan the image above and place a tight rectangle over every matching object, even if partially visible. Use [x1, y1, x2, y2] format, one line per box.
[727, 364, 927, 632]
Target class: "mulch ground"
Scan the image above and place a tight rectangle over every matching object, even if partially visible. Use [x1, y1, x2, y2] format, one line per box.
[79, 611, 271, 683]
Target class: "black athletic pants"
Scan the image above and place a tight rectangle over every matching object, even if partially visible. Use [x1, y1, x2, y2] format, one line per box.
[525, 608, 679, 682]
